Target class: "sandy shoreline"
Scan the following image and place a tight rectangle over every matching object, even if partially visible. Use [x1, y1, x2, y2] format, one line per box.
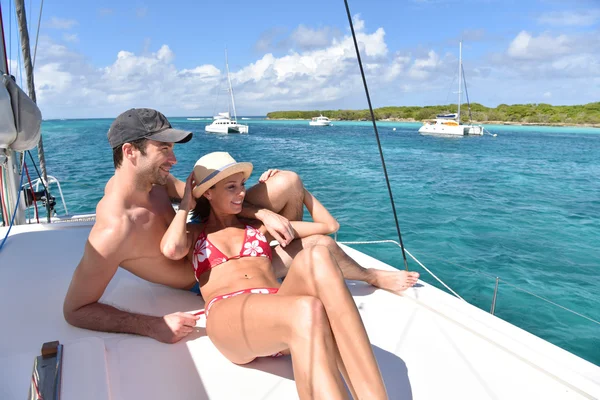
[266, 117, 600, 128]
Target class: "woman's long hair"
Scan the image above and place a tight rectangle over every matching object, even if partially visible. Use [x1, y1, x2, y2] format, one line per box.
[191, 196, 211, 222]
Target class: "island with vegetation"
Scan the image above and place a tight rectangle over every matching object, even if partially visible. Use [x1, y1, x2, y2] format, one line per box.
[267, 102, 600, 127]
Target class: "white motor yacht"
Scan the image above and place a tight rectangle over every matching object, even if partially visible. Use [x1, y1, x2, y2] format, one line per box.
[309, 115, 332, 126]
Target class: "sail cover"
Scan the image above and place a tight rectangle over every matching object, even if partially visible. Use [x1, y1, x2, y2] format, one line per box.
[0, 74, 42, 151]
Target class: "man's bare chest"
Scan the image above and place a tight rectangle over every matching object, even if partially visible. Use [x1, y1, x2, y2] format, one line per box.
[126, 207, 172, 258]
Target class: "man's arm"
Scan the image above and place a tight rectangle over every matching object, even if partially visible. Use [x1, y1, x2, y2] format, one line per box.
[63, 222, 198, 343]
[165, 173, 185, 201]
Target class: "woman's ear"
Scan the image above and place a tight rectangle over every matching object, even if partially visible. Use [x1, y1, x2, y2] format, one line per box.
[203, 191, 212, 201]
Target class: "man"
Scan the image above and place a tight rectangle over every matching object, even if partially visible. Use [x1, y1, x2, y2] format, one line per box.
[63, 108, 419, 344]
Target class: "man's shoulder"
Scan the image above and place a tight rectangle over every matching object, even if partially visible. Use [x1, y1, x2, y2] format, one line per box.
[92, 196, 133, 241]
[150, 183, 172, 203]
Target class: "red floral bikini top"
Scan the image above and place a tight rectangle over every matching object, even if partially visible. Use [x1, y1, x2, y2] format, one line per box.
[192, 224, 273, 280]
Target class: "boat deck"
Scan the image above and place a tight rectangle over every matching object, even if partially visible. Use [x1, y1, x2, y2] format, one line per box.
[1, 222, 599, 399]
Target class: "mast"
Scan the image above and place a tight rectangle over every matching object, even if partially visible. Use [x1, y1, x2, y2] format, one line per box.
[16, 0, 51, 222]
[1, 3, 25, 226]
[225, 48, 238, 122]
[457, 41, 462, 124]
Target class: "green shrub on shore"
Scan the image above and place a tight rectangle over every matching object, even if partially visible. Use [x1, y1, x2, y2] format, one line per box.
[266, 102, 600, 125]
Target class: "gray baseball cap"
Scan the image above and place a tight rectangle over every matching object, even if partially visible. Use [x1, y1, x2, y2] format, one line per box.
[107, 108, 193, 148]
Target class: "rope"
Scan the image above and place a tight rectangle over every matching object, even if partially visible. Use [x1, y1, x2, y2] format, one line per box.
[0, 153, 26, 252]
[339, 239, 463, 300]
[32, 366, 44, 399]
[23, 161, 39, 223]
[26, 150, 49, 193]
[344, 0, 409, 271]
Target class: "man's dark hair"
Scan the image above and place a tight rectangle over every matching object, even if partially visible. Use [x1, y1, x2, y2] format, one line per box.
[112, 138, 149, 168]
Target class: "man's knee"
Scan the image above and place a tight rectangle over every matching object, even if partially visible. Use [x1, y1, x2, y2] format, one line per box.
[314, 234, 337, 249]
[267, 171, 304, 194]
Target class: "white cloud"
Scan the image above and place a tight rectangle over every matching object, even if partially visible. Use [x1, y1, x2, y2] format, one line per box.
[507, 31, 571, 60]
[501, 30, 600, 80]
[45, 17, 78, 30]
[543, 91, 552, 98]
[63, 33, 79, 43]
[254, 28, 287, 52]
[19, 19, 600, 118]
[352, 14, 365, 32]
[408, 50, 442, 80]
[538, 10, 600, 27]
[290, 25, 335, 50]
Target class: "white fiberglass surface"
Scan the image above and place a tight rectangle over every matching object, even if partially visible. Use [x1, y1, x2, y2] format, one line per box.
[0, 224, 598, 399]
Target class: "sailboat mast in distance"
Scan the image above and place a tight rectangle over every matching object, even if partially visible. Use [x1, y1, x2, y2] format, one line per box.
[457, 41, 462, 124]
[226, 48, 238, 122]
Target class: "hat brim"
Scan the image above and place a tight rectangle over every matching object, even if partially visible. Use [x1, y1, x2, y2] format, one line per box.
[192, 162, 253, 198]
[147, 127, 193, 144]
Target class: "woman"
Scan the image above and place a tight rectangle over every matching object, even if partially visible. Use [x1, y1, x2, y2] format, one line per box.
[161, 152, 387, 399]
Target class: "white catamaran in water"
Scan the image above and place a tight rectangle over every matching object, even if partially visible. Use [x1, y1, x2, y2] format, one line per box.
[419, 41, 484, 136]
[1, 1, 599, 399]
[205, 50, 248, 134]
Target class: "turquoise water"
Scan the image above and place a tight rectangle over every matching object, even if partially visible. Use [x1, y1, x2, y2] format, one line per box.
[15, 118, 600, 365]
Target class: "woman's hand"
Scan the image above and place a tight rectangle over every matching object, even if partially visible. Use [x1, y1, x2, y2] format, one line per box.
[259, 169, 280, 183]
[180, 172, 197, 211]
[256, 209, 295, 247]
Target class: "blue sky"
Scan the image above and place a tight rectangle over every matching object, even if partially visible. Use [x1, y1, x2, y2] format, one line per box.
[1, 0, 599, 118]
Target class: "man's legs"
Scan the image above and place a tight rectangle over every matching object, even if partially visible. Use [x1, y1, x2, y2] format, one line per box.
[245, 170, 305, 222]
[245, 171, 420, 293]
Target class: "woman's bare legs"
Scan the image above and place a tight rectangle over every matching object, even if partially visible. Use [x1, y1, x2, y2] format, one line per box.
[279, 245, 387, 399]
[246, 172, 420, 293]
[206, 294, 348, 400]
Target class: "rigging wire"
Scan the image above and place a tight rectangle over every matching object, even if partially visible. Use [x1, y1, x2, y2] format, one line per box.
[337, 219, 600, 326]
[444, 74, 457, 107]
[343, 0, 409, 271]
[26, 150, 49, 197]
[32, 0, 43, 69]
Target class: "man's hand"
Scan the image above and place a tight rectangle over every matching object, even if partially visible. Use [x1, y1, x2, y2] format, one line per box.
[151, 312, 200, 344]
[256, 209, 295, 247]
